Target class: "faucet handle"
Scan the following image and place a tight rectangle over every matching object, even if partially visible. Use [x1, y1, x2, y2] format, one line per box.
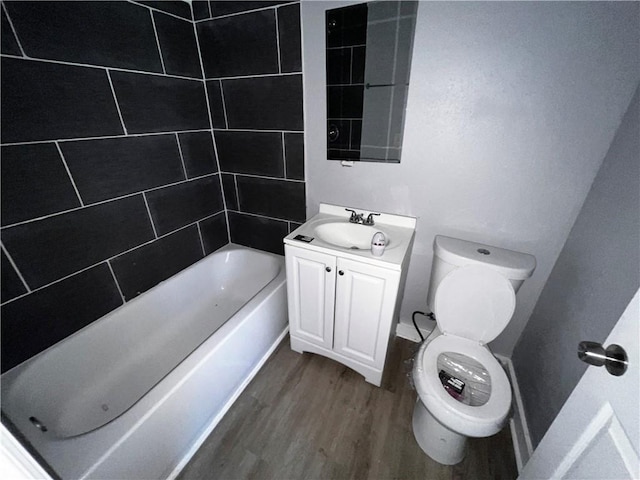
[364, 213, 380, 225]
[345, 208, 358, 222]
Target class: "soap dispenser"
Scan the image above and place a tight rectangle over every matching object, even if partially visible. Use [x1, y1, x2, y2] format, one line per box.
[371, 232, 386, 257]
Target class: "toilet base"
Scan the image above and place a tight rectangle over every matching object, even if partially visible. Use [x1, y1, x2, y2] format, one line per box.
[412, 399, 467, 465]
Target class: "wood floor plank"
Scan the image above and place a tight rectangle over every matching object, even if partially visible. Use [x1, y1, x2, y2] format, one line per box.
[177, 336, 518, 480]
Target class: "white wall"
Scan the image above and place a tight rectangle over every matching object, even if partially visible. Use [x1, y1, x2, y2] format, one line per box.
[301, 0, 639, 356]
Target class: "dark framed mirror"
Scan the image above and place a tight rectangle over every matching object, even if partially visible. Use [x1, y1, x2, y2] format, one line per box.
[326, 1, 418, 163]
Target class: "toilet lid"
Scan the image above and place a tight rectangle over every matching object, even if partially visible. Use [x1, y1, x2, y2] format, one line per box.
[434, 265, 516, 343]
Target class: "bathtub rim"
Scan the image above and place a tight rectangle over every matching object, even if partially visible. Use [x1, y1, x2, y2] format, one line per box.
[1, 242, 282, 379]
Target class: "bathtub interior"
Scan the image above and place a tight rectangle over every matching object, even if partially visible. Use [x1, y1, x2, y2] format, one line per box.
[1, 244, 288, 479]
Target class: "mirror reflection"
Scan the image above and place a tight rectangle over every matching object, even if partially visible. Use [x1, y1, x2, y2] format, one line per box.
[326, 1, 418, 163]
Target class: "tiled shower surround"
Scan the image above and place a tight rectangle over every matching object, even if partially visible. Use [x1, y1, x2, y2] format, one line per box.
[0, 1, 304, 372]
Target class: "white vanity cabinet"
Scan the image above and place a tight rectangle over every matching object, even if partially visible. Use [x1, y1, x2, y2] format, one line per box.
[285, 245, 401, 385]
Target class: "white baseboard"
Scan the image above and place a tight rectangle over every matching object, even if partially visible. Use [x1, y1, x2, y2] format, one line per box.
[166, 327, 289, 480]
[496, 354, 534, 472]
[395, 320, 433, 343]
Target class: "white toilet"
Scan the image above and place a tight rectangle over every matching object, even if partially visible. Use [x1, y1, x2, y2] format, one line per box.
[412, 235, 536, 465]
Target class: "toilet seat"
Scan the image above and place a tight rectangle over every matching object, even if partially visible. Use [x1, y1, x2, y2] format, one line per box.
[413, 334, 512, 438]
[434, 265, 516, 344]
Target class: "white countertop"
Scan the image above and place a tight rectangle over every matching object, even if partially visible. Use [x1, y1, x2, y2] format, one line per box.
[284, 203, 417, 271]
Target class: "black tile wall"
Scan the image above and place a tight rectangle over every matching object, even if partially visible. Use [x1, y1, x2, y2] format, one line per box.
[327, 85, 364, 119]
[326, 3, 368, 48]
[285, 132, 305, 180]
[153, 12, 202, 78]
[205, 80, 227, 128]
[1, 57, 124, 143]
[195, 1, 306, 250]
[61, 135, 185, 204]
[326, 4, 367, 161]
[1, 143, 81, 226]
[178, 131, 218, 178]
[215, 131, 284, 177]
[236, 176, 305, 222]
[277, 3, 302, 73]
[5, 1, 163, 72]
[209, 2, 290, 18]
[2, 195, 155, 289]
[140, 1, 192, 20]
[1, 0, 304, 369]
[222, 174, 239, 211]
[192, 1, 210, 21]
[111, 225, 203, 300]
[110, 71, 210, 133]
[1, 249, 26, 303]
[197, 10, 279, 78]
[1, 263, 123, 373]
[1, 5, 20, 56]
[199, 212, 229, 254]
[352, 46, 366, 83]
[327, 49, 352, 85]
[228, 211, 288, 255]
[223, 75, 304, 130]
[146, 176, 224, 236]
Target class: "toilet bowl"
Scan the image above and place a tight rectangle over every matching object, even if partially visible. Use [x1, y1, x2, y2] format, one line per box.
[411, 263, 518, 465]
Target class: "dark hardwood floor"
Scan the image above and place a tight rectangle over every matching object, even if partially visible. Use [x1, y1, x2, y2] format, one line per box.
[177, 336, 517, 480]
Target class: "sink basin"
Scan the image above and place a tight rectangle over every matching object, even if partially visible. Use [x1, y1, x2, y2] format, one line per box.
[314, 222, 391, 250]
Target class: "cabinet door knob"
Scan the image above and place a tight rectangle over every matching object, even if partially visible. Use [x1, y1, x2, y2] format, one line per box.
[326, 267, 331, 272]
[338, 270, 344, 276]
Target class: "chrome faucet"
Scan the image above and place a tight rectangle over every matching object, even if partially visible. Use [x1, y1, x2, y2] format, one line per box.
[364, 213, 380, 226]
[345, 208, 364, 224]
[345, 209, 380, 225]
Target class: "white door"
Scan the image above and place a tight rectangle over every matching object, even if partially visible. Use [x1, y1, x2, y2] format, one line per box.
[519, 289, 639, 480]
[285, 245, 336, 349]
[333, 258, 400, 367]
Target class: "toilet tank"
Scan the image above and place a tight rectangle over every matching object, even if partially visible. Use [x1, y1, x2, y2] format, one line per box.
[427, 235, 536, 311]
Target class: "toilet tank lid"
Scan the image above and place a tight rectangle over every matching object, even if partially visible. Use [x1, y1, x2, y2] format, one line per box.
[434, 236, 536, 280]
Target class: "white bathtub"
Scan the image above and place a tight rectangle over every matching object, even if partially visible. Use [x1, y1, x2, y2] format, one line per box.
[1, 244, 288, 479]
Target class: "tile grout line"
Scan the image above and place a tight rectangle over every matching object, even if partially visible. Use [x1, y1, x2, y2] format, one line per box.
[142, 192, 159, 238]
[174, 133, 189, 179]
[218, 80, 230, 129]
[213, 127, 303, 133]
[106, 70, 129, 135]
[227, 208, 295, 225]
[0, 172, 221, 231]
[349, 46, 354, 84]
[281, 131, 287, 178]
[196, 222, 206, 256]
[193, 2, 298, 23]
[233, 174, 241, 211]
[1, 242, 31, 293]
[0, 53, 202, 82]
[150, 10, 167, 75]
[54, 141, 85, 207]
[0, 212, 224, 308]
[206, 0, 212, 19]
[1, 2, 26, 57]
[190, 10, 232, 245]
[205, 71, 301, 81]
[128, 0, 193, 23]
[274, 6, 282, 74]
[1, 129, 213, 147]
[106, 260, 126, 304]
[232, 172, 305, 183]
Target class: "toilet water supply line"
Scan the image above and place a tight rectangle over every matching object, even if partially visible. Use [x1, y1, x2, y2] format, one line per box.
[412, 311, 436, 342]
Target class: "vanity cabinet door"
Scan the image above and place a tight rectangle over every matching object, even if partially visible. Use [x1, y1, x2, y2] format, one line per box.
[285, 245, 336, 349]
[333, 258, 400, 368]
